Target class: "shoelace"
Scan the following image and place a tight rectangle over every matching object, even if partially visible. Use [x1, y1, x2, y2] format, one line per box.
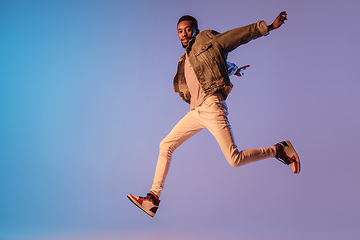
[276, 156, 290, 165]
[145, 193, 159, 205]
[276, 153, 296, 165]
[138, 194, 152, 201]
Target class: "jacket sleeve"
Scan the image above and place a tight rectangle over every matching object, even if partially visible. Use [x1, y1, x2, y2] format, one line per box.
[214, 21, 269, 53]
[226, 61, 239, 76]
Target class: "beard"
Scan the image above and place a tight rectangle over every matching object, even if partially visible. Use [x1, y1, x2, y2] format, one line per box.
[180, 37, 193, 48]
[181, 38, 190, 48]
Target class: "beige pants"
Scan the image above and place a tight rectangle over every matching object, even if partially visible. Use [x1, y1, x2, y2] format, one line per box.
[150, 94, 276, 197]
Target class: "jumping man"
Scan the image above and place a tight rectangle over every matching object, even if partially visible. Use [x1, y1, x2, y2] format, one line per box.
[127, 11, 300, 217]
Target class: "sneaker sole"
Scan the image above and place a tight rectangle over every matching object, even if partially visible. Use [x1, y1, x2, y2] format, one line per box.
[127, 194, 155, 217]
[284, 140, 300, 174]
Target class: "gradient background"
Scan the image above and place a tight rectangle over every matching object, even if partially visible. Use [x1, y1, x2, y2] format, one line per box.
[1, 0, 359, 239]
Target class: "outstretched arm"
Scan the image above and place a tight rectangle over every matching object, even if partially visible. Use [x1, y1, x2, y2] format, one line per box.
[268, 11, 288, 31]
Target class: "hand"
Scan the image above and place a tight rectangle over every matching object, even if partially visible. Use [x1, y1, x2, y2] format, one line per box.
[234, 65, 250, 77]
[268, 11, 287, 31]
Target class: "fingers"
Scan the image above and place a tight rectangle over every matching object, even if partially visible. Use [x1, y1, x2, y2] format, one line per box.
[237, 65, 250, 77]
[279, 11, 288, 23]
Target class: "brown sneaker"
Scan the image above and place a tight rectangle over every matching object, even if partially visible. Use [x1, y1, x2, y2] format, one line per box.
[127, 192, 160, 217]
[275, 140, 300, 174]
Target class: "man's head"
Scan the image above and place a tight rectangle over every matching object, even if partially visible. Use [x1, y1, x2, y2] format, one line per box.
[177, 15, 199, 48]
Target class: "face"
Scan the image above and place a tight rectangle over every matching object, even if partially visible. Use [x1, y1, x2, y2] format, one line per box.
[177, 20, 198, 48]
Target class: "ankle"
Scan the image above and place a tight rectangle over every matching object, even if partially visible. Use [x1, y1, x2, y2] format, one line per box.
[274, 143, 283, 158]
[150, 191, 160, 200]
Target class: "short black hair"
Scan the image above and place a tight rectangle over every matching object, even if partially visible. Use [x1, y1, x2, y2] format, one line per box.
[177, 15, 198, 30]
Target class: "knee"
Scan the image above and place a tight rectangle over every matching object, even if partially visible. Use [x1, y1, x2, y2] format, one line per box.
[159, 138, 176, 153]
[225, 150, 242, 168]
[227, 150, 249, 168]
[159, 139, 168, 151]
[228, 161, 239, 168]
[225, 154, 239, 168]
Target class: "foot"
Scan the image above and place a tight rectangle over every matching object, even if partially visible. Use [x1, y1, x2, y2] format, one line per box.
[127, 192, 160, 217]
[275, 140, 300, 174]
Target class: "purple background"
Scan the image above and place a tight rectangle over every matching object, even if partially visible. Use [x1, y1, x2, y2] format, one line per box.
[1, 0, 359, 239]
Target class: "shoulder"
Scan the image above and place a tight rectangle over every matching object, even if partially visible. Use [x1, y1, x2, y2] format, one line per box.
[193, 30, 220, 48]
[197, 29, 220, 39]
[179, 52, 186, 61]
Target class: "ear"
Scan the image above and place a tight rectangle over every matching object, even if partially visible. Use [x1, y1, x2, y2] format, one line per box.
[195, 28, 200, 35]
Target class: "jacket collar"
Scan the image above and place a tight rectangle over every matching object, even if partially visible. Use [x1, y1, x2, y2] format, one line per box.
[179, 53, 186, 61]
[179, 38, 196, 61]
[185, 38, 196, 53]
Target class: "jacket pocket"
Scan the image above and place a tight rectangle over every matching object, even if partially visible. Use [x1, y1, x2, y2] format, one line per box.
[196, 43, 222, 82]
[194, 42, 213, 56]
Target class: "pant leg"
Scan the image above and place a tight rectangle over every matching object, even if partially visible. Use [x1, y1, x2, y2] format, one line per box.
[198, 95, 276, 168]
[150, 111, 205, 197]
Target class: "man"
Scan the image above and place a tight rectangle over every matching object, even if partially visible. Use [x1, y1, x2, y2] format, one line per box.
[128, 11, 300, 218]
